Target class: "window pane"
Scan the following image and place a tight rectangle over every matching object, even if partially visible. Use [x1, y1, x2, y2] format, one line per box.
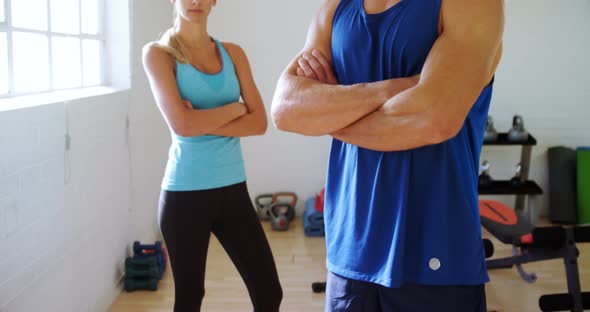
[50, 0, 80, 34]
[12, 0, 48, 31]
[13, 32, 49, 93]
[81, 0, 100, 35]
[82, 39, 101, 86]
[52, 37, 81, 89]
[0, 0, 5, 23]
[0, 33, 8, 94]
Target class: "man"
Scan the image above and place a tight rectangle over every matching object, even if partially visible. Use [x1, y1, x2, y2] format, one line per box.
[271, 0, 503, 311]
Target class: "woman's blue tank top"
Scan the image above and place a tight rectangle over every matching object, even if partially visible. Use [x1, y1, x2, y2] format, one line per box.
[162, 39, 246, 191]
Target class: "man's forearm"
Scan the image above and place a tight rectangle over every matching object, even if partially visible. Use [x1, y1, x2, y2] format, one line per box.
[271, 75, 417, 136]
[332, 86, 444, 152]
[332, 113, 431, 152]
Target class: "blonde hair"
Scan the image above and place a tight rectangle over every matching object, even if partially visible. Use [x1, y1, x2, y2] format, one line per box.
[157, 8, 191, 64]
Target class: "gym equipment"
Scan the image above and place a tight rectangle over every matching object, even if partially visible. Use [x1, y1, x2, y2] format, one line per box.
[255, 194, 274, 220]
[478, 160, 494, 187]
[507, 115, 529, 142]
[125, 256, 158, 269]
[124, 277, 159, 291]
[134, 241, 162, 255]
[312, 281, 326, 293]
[273, 192, 297, 221]
[480, 199, 590, 312]
[133, 241, 166, 279]
[479, 124, 540, 218]
[255, 192, 297, 222]
[509, 163, 523, 187]
[125, 265, 160, 279]
[484, 116, 499, 142]
[126, 267, 159, 279]
[269, 203, 291, 231]
[124, 241, 168, 292]
[314, 188, 326, 213]
[578, 147, 590, 225]
[304, 197, 324, 237]
[548, 147, 578, 224]
[124, 256, 160, 291]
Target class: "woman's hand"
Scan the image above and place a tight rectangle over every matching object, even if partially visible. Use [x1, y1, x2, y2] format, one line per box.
[182, 99, 193, 109]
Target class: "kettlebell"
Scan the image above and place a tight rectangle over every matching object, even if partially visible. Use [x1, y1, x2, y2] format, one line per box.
[507, 115, 529, 142]
[272, 192, 297, 221]
[269, 203, 291, 231]
[483, 116, 498, 142]
[254, 194, 274, 220]
[510, 163, 523, 187]
[478, 160, 494, 187]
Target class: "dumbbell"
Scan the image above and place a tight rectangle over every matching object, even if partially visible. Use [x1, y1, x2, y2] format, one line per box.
[483, 116, 498, 142]
[126, 256, 158, 267]
[269, 203, 292, 231]
[125, 256, 159, 274]
[133, 241, 166, 276]
[478, 160, 494, 187]
[125, 265, 160, 279]
[126, 255, 164, 280]
[507, 115, 529, 142]
[133, 241, 162, 255]
[510, 163, 524, 187]
[124, 277, 159, 292]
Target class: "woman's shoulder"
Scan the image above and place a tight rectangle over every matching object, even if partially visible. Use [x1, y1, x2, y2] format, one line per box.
[142, 41, 176, 66]
[143, 41, 172, 58]
[143, 41, 165, 54]
[219, 41, 248, 64]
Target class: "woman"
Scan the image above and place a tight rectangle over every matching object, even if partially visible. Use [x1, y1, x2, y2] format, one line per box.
[141, 0, 282, 310]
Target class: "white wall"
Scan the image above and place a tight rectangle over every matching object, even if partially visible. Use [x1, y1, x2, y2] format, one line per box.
[127, 0, 177, 244]
[0, 93, 132, 312]
[0, 1, 132, 312]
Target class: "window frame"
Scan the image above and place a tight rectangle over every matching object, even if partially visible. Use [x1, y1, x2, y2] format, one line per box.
[0, 0, 105, 99]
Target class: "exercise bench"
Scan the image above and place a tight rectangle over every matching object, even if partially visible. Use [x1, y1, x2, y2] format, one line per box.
[480, 199, 590, 312]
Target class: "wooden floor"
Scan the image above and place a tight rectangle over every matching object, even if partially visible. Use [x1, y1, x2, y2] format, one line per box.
[109, 218, 589, 312]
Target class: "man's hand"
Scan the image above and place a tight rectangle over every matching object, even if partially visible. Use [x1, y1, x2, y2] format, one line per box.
[270, 0, 417, 136]
[296, 50, 339, 85]
[297, 50, 421, 94]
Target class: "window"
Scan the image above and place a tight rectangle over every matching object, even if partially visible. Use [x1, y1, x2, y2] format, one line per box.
[12, 0, 48, 31]
[51, 0, 80, 35]
[0, 0, 104, 98]
[0, 33, 7, 94]
[0, 0, 5, 23]
[81, 0, 100, 35]
[52, 36, 81, 89]
[13, 32, 50, 93]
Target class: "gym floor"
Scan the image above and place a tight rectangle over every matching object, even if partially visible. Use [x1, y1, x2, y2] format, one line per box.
[108, 218, 589, 312]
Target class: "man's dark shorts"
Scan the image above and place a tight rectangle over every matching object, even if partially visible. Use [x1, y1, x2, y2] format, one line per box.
[325, 272, 487, 312]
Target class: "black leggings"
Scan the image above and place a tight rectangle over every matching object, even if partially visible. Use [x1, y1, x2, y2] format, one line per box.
[158, 182, 283, 312]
